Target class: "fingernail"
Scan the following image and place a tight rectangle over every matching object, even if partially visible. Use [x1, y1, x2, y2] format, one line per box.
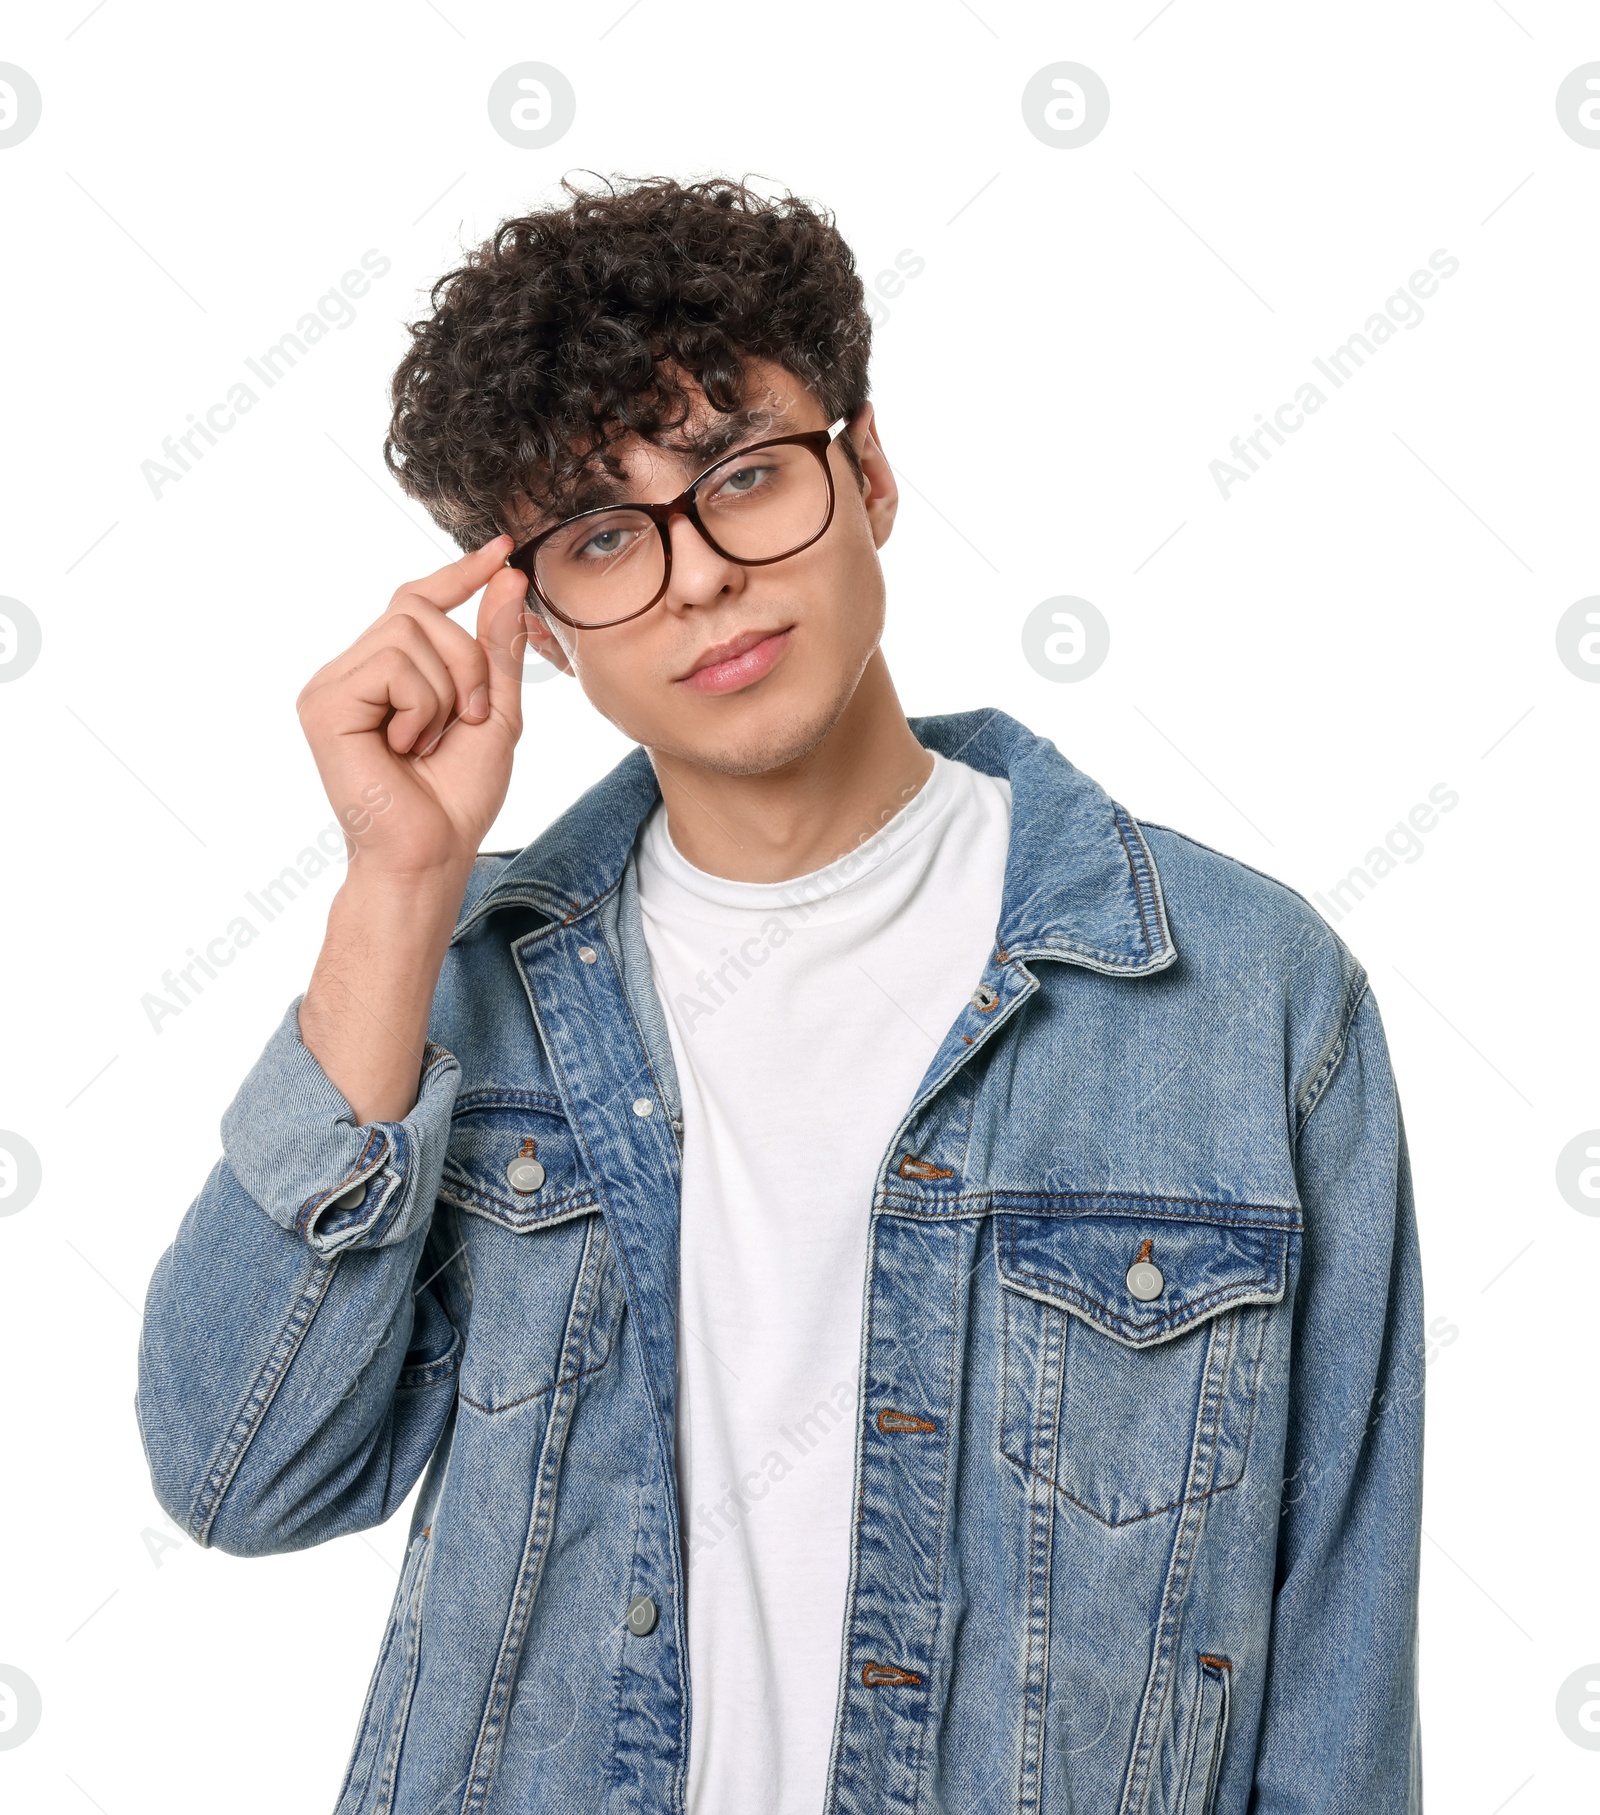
[467, 686, 488, 719]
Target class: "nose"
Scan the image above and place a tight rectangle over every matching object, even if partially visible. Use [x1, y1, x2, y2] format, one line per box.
[660, 507, 742, 609]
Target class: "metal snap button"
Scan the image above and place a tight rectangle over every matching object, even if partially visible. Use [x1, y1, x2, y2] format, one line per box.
[1126, 1259, 1165, 1301]
[506, 1155, 545, 1194]
[626, 1594, 658, 1636]
[632, 1097, 654, 1117]
[330, 1181, 367, 1210]
[578, 945, 598, 964]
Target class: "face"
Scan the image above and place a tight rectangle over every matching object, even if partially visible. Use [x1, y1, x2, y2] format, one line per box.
[510, 357, 898, 776]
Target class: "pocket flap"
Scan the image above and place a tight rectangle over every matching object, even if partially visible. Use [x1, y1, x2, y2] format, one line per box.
[996, 1201, 1293, 1348]
[439, 1090, 598, 1232]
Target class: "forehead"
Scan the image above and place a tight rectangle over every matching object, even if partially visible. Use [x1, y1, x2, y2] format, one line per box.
[515, 363, 823, 535]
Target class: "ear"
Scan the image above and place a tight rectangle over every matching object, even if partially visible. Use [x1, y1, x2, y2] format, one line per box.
[522, 606, 575, 676]
[848, 402, 898, 550]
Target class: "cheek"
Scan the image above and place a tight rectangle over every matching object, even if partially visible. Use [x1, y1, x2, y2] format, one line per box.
[566, 634, 664, 727]
[818, 539, 887, 651]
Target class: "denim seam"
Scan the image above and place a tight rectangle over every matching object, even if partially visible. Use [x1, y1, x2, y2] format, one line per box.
[580, 907, 682, 1136]
[1015, 1293, 1062, 1813]
[1132, 1431, 1233, 1803]
[1001, 1218, 1286, 1337]
[999, 1263, 1278, 1343]
[438, 1177, 599, 1229]
[335, 1524, 431, 1811]
[869, 972, 1043, 1226]
[370, 1527, 434, 1815]
[1113, 805, 1164, 957]
[459, 1215, 611, 1813]
[192, 1250, 342, 1544]
[370, 1123, 414, 1245]
[822, 1215, 884, 1815]
[1174, 1653, 1208, 1815]
[396, 1323, 463, 1391]
[457, 1285, 623, 1415]
[1117, 1439, 1214, 1813]
[604, 1411, 652, 1810]
[1293, 969, 1371, 1141]
[449, 1087, 567, 1114]
[885, 1191, 1302, 1229]
[999, 1281, 1270, 1528]
[295, 1125, 391, 1243]
[1176, 1656, 1232, 1815]
[503, 916, 692, 1774]
[904, 1225, 962, 1813]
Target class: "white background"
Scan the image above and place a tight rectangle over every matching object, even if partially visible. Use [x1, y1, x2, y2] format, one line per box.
[2, 1, 1597, 1809]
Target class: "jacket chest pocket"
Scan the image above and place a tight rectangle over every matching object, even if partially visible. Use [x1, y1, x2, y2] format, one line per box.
[437, 1092, 621, 1416]
[995, 1203, 1293, 1526]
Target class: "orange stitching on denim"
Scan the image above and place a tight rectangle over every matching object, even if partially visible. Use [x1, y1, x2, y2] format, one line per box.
[518, 1137, 539, 1158]
[1198, 1653, 1232, 1671]
[897, 1154, 954, 1181]
[861, 1662, 922, 1687]
[877, 1408, 936, 1434]
[1135, 1236, 1153, 1263]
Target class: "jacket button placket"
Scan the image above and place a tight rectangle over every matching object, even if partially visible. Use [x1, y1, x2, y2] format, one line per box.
[828, 1207, 972, 1815]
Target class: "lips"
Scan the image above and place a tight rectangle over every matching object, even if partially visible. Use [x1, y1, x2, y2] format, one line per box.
[677, 627, 793, 695]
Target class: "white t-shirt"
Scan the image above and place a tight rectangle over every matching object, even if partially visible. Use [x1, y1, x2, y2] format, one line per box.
[634, 748, 1012, 1814]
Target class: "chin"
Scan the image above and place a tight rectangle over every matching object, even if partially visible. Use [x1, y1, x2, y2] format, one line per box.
[665, 673, 857, 778]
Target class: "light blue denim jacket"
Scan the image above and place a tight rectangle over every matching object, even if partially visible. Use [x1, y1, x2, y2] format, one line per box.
[136, 708, 1423, 1815]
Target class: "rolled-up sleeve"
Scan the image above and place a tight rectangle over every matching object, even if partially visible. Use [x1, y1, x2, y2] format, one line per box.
[135, 997, 465, 1557]
[218, 995, 461, 1254]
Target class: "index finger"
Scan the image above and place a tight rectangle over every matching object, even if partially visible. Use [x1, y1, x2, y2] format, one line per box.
[391, 534, 513, 614]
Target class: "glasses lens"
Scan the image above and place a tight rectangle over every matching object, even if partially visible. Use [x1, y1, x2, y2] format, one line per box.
[693, 440, 830, 561]
[533, 509, 664, 627]
[528, 439, 832, 626]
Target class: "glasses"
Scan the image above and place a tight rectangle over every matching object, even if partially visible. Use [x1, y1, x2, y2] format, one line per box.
[505, 416, 852, 629]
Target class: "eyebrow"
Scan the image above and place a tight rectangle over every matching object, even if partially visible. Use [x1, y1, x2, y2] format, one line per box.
[530, 406, 794, 530]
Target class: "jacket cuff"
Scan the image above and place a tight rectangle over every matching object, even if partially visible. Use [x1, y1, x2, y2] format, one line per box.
[219, 996, 461, 1255]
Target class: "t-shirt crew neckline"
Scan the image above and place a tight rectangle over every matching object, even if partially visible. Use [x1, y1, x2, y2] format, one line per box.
[641, 746, 959, 909]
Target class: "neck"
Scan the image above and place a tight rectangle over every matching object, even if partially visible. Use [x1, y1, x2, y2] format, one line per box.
[647, 650, 934, 882]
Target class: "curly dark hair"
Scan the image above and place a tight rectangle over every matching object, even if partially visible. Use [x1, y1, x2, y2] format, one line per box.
[383, 172, 873, 551]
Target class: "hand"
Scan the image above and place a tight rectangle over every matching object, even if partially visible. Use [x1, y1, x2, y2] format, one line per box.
[295, 536, 535, 883]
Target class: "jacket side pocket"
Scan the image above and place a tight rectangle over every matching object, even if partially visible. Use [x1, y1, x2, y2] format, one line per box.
[1178, 1652, 1232, 1815]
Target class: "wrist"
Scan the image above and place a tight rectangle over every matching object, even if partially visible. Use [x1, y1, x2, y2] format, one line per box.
[333, 856, 475, 933]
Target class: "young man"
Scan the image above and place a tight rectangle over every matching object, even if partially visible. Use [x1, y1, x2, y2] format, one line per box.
[136, 176, 1424, 1815]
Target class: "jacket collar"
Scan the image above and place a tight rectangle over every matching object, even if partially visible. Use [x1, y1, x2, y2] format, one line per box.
[450, 707, 1176, 977]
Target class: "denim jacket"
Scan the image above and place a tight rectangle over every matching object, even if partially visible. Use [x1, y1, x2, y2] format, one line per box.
[136, 707, 1423, 1815]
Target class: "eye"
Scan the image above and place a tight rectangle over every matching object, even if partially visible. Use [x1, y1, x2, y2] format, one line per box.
[558, 513, 647, 563]
[710, 460, 775, 499]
